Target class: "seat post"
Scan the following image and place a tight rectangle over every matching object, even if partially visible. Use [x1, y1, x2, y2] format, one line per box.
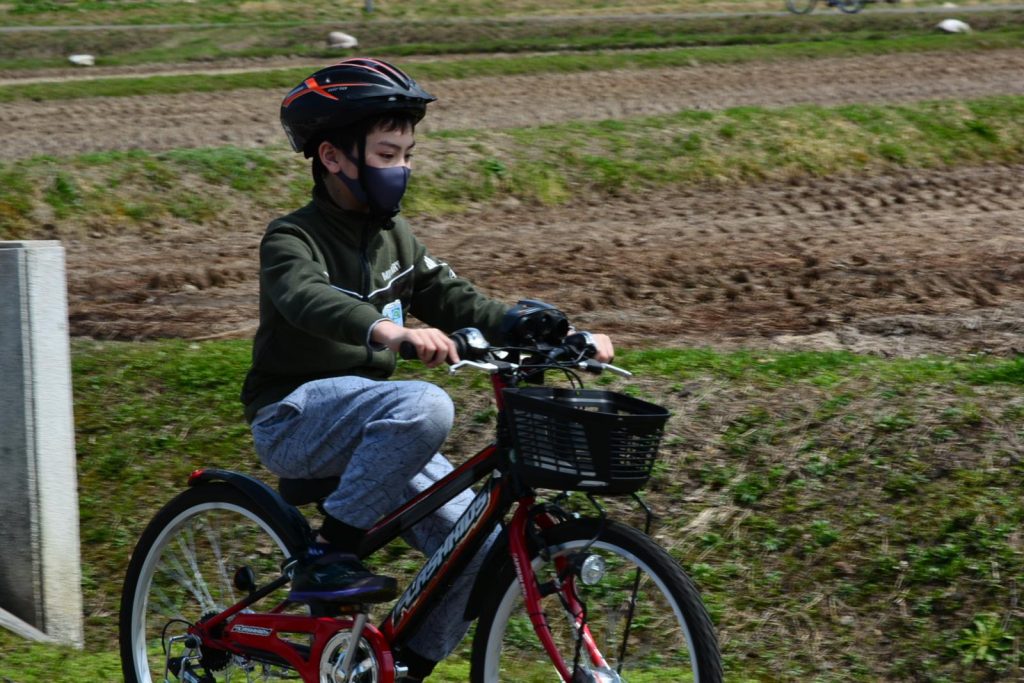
[278, 476, 340, 507]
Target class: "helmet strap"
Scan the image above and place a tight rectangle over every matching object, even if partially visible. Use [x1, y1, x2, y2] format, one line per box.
[356, 135, 371, 203]
[335, 141, 370, 207]
[351, 134, 398, 229]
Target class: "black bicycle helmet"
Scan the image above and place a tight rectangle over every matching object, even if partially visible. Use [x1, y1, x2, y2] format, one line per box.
[281, 57, 436, 157]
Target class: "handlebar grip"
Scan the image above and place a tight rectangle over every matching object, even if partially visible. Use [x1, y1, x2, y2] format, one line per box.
[399, 341, 418, 360]
[397, 336, 467, 362]
[397, 328, 488, 363]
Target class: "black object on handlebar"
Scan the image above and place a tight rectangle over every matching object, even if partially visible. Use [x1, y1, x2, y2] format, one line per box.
[559, 331, 599, 359]
[500, 300, 569, 347]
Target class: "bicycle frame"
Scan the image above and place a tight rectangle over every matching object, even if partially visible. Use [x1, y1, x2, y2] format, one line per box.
[184, 372, 609, 683]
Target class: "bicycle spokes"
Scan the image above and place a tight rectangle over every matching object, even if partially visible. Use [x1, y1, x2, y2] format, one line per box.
[559, 552, 690, 677]
[122, 492, 302, 682]
[493, 521, 709, 682]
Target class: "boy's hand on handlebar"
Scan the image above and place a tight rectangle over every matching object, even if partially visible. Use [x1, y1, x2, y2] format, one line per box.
[372, 321, 460, 368]
[590, 333, 615, 363]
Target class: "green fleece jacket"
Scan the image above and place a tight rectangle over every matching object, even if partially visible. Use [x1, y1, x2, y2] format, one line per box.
[240, 189, 510, 422]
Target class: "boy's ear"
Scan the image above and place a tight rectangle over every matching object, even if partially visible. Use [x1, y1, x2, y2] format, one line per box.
[318, 141, 345, 174]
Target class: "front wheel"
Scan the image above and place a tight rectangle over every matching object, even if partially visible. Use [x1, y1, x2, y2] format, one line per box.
[470, 518, 722, 682]
[119, 483, 306, 682]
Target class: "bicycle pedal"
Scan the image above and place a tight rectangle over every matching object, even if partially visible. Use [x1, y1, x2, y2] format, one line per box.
[168, 656, 216, 683]
[233, 565, 257, 593]
[167, 656, 186, 676]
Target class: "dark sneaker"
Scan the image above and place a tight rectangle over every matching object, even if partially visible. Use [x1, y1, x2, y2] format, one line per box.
[288, 550, 397, 604]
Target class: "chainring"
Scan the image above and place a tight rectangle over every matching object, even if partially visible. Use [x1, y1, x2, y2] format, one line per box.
[197, 611, 233, 672]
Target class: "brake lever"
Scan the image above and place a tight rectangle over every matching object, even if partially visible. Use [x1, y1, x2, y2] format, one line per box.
[448, 360, 502, 375]
[578, 360, 633, 378]
[601, 362, 633, 378]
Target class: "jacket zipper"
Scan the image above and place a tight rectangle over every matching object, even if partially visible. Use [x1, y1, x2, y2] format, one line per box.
[361, 228, 374, 363]
[360, 228, 371, 300]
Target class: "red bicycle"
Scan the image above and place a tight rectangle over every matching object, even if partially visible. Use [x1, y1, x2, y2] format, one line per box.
[119, 325, 723, 682]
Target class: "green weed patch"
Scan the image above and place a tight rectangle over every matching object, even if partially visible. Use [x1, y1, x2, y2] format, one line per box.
[3, 95, 1023, 240]
[8, 340, 1012, 681]
[0, 148, 308, 239]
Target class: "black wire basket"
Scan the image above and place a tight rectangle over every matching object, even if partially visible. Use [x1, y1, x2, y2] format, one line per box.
[502, 387, 670, 494]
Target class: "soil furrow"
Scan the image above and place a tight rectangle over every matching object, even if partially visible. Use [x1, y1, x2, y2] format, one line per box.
[64, 162, 1024, 356]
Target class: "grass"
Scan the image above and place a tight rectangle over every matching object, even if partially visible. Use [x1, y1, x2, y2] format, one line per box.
[3, 25, 1024, 101]
[1, 0, 1001, 27]
[0, 0, 744, 26]
[3, 9, 1022, 71]
[1, 3, 1022, 678]
[0, 640, 121, 680]
[3, 94, 1023, 240]
[2, 340, 1023, 680]
[0, 633, 470, 681]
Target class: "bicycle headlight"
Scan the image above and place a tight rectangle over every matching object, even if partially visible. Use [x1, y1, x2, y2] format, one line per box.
[579, 554, 606, 586]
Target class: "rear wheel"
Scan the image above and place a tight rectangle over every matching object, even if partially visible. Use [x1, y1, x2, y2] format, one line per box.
[785, 0, 818, 14]
[119, 483, 305, 682]
[470, 518, 722, 682]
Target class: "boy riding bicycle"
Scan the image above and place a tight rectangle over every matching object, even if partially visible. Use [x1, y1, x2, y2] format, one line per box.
[241, 57, 612, 681]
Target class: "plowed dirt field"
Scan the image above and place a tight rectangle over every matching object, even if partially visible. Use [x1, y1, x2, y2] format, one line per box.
[12, 48, 1022, 355]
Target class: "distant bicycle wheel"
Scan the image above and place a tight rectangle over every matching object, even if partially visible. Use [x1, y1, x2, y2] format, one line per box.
[833, 0, 865, 13]
[785, 0, 818, 14]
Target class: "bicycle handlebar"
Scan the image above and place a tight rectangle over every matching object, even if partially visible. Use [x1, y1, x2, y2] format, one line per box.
[398, 328, 632, 378]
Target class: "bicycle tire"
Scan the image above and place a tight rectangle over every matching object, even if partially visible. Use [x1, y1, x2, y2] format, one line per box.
[785, 0, 818, 14]
[470, 518, 723, 683]
[834, 0, 864, 12]
[119, 483, 305, 683]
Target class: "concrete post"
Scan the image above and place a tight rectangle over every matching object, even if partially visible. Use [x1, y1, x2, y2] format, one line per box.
[0, 241, 84, 647]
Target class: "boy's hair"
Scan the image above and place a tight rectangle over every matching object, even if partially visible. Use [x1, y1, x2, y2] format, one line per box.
[311, 112, 420, 191]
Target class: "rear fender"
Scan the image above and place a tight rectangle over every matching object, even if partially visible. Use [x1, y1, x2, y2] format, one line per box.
[188, 468, 312, 555]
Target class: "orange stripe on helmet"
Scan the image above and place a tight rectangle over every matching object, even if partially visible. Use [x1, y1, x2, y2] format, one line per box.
[281, 79, 373, 108]
[302, 76, 339, 101]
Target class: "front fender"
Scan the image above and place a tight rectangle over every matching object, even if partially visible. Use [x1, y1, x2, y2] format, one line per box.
[464, 505, 577, 621]
[464, 525, 511, 621]
[188, 468, 313, 555]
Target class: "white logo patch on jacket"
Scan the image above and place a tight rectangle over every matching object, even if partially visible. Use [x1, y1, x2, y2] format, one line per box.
[423, 255, 457, 278]
[381, 260, 401, 281]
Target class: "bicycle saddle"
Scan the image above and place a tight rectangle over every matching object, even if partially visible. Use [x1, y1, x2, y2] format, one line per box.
[278, 476, 339, 506]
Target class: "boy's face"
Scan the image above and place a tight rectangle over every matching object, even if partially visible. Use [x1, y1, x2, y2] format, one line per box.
[362, 124, 415, 171]
[318, 122, 418, 213]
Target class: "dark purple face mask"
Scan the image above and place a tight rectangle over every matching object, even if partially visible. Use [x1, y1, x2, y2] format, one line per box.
[336, 153, 411, 217]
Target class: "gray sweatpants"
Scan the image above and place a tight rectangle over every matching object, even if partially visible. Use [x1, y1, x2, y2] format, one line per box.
[250, 375, 494, 663]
